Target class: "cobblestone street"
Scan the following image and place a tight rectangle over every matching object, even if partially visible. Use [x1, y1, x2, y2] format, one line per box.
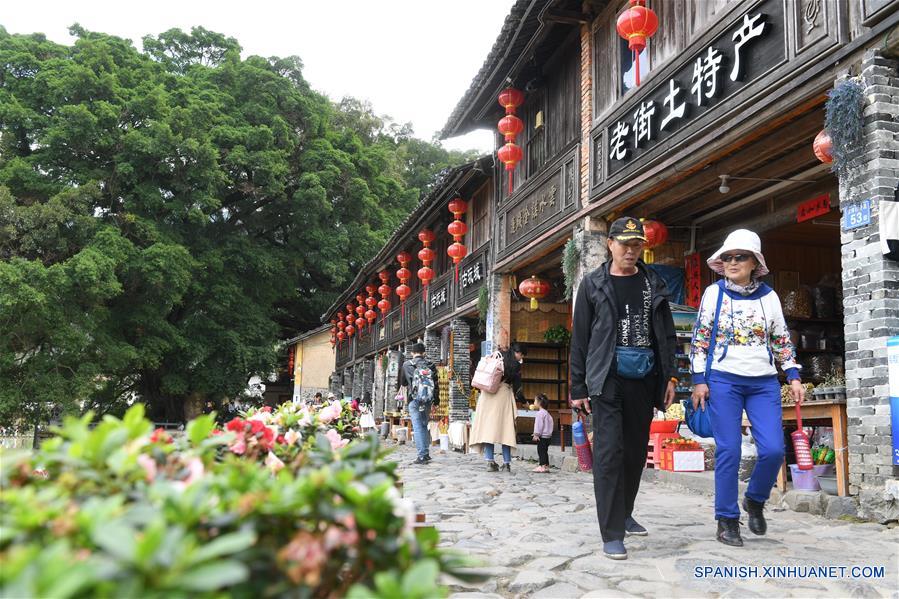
[394, 443, 899, 599]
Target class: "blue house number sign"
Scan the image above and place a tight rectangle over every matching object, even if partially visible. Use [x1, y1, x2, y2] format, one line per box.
[843, 199, 871, 231]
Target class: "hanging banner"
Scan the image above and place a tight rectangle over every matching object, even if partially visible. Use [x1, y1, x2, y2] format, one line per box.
[888, 336, 899, 466]
[685, 252, 703, 308]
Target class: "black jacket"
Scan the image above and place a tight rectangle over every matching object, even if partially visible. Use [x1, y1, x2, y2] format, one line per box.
[398, 355, 440, 403]
[569, 261, 677, 410]
[502, 350, 526, 403]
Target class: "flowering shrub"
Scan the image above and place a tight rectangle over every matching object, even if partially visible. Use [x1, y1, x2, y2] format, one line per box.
[0, 401, 478, 597]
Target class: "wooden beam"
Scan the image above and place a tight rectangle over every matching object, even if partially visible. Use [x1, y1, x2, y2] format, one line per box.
[544, 9, 589, 25]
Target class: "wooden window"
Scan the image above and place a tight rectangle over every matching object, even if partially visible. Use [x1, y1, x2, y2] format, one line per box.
[467, 183, 490, 251]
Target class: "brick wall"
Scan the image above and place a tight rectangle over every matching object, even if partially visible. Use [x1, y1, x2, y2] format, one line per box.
[361, 358, 374, 402]
[838, 50, 899, 521]
[342, 367, 353, 398]
[385, 350, 403, 413]
[425, 329, 441, 364]
[372, 353, 385, 418]
[449, 318, 471, 422]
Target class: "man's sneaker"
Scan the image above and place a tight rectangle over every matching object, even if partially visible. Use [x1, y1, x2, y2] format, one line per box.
[625, 516, 648, 536]
[412, 457, 429, 465]
[716, 518, 743, 547]
[423, 455, 432, 462]
[603, 540, 627, 560]
[486, 461, 499, 472]
[742, 497, 766, 535]
[500, 463, 512, 473]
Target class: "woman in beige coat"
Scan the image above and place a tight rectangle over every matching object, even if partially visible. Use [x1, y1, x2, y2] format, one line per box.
[470, 343, 526, 472]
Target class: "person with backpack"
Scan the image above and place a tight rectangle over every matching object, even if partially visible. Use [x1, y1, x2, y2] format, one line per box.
[397, 342, 440, 465]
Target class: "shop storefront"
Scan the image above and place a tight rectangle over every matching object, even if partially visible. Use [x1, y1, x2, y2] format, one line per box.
[439, 0, 899, 518]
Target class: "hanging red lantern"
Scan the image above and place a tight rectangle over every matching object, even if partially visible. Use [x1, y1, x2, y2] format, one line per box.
[448, 242, 468, 268]
[498, 114, 524, 142]
[356, 293, 366, 305]
[396, 251, 412, 266]
[337, 310, 344, 321]
[498, 87, 525, 115]
[498, 142, 524, 195]
[641, 219, 668, 263]
[396, 251, 413, 315]
[355, 316, 366, 330]
[345, 312, 355, 325]
[518, 275, 551, 311]
[379, 269, 391, 284]
[337, 320, 345, 330]
[418, 246, 435, 264]
[616, 0, 659, 87]
[355, 304, 365, 317]
[365, 309, 377, 325]
[377, 281, 392, 320]
[345, 324, 355, 338]
[814, 130, 833, 163]
[377, 298, 391, 315]
[287, 346, 295, 373]
[396, 283, 411, 303]
[448, 198, 468, 218]
[417, 266, 434, 288]
[497, 89, 525, 196]
[418, 229, 435, 246]
[337, 330, 346, 342]
[447, 219, 468, 238]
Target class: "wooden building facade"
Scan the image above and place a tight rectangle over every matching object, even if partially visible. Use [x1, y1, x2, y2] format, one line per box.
[440, 0, 899, 520]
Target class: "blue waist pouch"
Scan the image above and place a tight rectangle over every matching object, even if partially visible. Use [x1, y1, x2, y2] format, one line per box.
[615, 346, 655, 379]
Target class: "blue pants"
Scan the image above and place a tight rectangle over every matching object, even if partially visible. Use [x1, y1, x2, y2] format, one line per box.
[484, 443, 512, 464]
[708, 371, 785, 520]
[408, 400, 431, 460]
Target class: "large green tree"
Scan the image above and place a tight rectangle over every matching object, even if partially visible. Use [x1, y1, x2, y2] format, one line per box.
[0, 25, 476, 425]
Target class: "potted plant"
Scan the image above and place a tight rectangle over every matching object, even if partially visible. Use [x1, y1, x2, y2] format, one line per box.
[544, 325, 571, 346]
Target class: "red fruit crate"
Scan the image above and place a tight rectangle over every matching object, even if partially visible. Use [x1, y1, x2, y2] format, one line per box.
[659, 440, 704, 472]
[646, 432, 681, 468]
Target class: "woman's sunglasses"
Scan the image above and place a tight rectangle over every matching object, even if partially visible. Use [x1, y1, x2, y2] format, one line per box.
[719, 253, 753, 263]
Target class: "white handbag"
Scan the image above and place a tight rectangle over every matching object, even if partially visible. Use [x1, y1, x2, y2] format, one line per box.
[471, 351, 505, 394]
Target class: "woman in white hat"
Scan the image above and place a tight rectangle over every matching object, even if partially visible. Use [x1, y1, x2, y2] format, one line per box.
[690, 229, 805, 547]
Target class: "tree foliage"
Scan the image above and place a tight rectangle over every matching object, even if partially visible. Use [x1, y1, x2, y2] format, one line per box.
[0, 25, 477, 424]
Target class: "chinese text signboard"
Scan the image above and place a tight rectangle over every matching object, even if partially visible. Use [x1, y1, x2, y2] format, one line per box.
[458, 251, 487, 302]
[429, 281, 450, 317]
[607, 0, 785, 176]
[797, 193, 831, 223]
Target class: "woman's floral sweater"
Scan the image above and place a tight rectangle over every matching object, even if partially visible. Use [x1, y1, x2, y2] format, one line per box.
[690, 280, 801, 384]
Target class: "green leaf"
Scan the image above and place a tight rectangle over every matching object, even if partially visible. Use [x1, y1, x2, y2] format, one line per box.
[175, 560, 248, 591]
[189, 529, 256, 564]
[186, 413, 216, 446]
[91, 521, 136, 563]
[400, 559, 441, 598]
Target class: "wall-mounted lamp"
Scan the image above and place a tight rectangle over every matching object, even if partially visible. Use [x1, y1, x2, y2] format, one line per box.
[718, 174, 814, 194]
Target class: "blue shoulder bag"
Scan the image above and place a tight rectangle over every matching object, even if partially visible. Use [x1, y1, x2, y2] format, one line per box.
[682, 286, 723, 438]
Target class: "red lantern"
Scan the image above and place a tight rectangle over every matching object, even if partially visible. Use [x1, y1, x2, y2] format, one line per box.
[365, 296, 377, 308]
[366, 283, 377, 295]
[448, 220, 468, 238]
[378, 298, 391, 315]
[378, 284, 391, 298]
[337, 320, 345, 330]
[337, 330, 346, 342]
[498, 142, 524, 195]
[641, 219, 668, 264]
[418, 247, 435, 264]
[418, 229, 435, 246]
[396, 251, 412, 266]
[498, 114, 524, 142]
[448, 242, 467, 266]
[345, 324, 355, 338]
[365, 309, 377, 325]
[355, 304, 365, 317]
[396, 283, 411, 302]
[355, 316, 366, 330]
[396, 267, 412, 282]
[616, 0, 659, 87]
[498, 87, 525, 115]
[345, 312, 355, 325]
[519, 275, 551, 311]
[396, 252, 413, 314]
[448, 198, 468, 218]
[337, 311, 344, 320]
[356, 293, 366, 305]
[379, 269, 391, 284]
[418, 266, 434, 287]
[814, 130, 833, 164]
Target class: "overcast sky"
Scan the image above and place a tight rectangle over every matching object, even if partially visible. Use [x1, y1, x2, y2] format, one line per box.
[2, 0, 515, 153]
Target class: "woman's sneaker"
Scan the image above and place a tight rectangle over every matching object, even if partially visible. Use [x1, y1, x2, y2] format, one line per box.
[486, 461, 499, 472]
[500, 463, 512, 473]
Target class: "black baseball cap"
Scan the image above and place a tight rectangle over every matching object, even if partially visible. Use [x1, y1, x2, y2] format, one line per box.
[609, 216, 647, 242]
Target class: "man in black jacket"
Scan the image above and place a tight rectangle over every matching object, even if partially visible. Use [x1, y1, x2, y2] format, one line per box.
[570, 217, 677, 561]
[397, 342, 440, 465]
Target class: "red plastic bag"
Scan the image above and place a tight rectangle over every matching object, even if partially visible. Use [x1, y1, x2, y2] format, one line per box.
[791, 404, 814, 470]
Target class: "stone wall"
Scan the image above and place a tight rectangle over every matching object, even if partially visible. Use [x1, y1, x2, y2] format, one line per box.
[449, 318, 472, 422]
[372, 353, 386, 418]
[342, 367, 353, 399]
[837, 50, 899, 522]
[384, 349, 403, 413]
[486, 273, 512, 352]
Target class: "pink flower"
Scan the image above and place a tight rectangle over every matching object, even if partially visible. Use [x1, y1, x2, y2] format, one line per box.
[325, 428, 348, 450]
[319, 401, 342, 424]
[137, 454, 157, 482]
[284, 429, 301, 446]
[183, 457, 204, 485]
[265, 451, 285, 473]
[229, 437, 247, 455]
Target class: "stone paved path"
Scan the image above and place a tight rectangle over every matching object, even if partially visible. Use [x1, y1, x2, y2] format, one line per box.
[393, 443, 899, 599]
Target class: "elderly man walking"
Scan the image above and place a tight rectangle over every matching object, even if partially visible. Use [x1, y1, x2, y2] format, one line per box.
[569, 217, 678, 560]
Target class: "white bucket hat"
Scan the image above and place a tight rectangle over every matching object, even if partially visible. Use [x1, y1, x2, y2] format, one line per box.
[707, 229, 769, 277]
